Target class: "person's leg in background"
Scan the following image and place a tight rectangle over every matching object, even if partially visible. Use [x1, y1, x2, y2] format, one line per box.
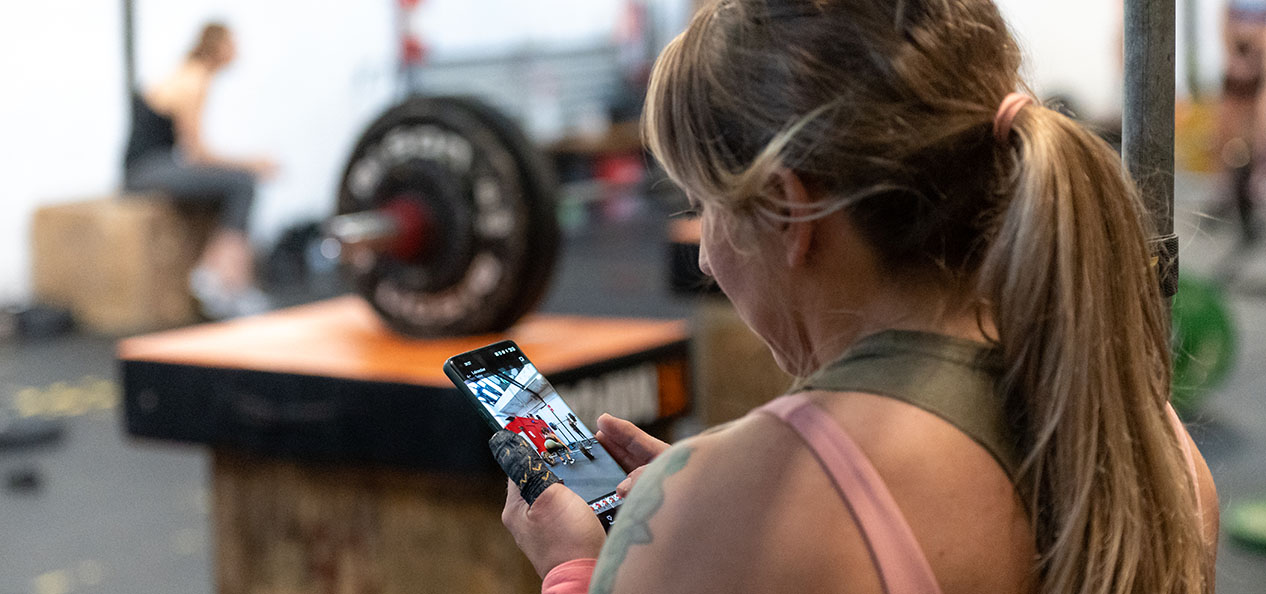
[187, 167, 257, 291]
[125, 152, 271, 318]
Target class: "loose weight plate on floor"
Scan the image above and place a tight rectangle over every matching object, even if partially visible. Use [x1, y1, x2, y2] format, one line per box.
[336, 96, 559, 337]
[1226, 497, 1266, 554]
[1171, 275, 1237, 414]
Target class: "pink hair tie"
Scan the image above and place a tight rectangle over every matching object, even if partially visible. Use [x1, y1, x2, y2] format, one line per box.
[993, 92, 1035, 143]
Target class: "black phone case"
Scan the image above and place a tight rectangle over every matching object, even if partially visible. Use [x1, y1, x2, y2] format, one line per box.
[443, 340, 622, 530]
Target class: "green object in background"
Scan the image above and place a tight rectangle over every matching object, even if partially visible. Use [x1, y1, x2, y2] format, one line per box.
[1226, 498, 1266, 554]
[1171, 275, 1237, 415]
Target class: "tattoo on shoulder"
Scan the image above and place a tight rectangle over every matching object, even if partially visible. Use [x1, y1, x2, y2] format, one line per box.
[589, 445, 694, 594]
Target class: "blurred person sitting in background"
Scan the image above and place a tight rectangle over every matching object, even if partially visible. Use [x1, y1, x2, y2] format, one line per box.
[123, 21, 277, 319]
[1218, 0, 1266, 243]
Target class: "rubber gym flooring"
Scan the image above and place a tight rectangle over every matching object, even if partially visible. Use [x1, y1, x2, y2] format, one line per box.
[2, 178, 1265, 594]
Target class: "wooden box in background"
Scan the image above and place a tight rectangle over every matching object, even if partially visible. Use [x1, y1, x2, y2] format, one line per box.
[692, 299, 794, 425]
[119, 300, 693, 594]
[31, 196, 214, 334]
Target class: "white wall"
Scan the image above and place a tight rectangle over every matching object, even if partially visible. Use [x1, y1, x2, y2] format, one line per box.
[997, 0, 1225, 120]
[414, 0, 623, 59]
[996, 0, 1122, 120]
[0, 1, 126, 305]
[0, 0, 1230, 302]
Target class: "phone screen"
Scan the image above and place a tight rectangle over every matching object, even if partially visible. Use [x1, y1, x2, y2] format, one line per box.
[447, 341, 625, 528]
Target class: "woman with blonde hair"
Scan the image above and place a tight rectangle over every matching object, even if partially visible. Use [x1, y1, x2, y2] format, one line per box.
[499, 1, 1220, 592]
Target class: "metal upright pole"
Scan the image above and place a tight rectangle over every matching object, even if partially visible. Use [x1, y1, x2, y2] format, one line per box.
[1182, 0, 1200, 99]
[1122, 0, 1179, 302]
[123, 0, 136, 94]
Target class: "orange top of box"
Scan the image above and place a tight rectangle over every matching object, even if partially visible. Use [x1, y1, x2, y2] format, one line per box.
[117, 296, 689, 388]
[669, 218, 701, 244]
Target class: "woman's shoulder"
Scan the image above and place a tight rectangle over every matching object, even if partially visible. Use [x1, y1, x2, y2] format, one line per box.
[592, 391, 1037, 593]
[592, 405, 880, 593]
[145, 64, 211, 114]
[799, 390, 1038, 590]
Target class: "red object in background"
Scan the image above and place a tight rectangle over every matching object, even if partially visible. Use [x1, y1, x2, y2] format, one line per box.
[614, 0, 645, 45]
[399, 0, 423, 9]
[595, 154, 644, 187]
[401, 36, 428, 65]
[504, 416, 550, 454]
[596, 154, 647, 222]
[381, 197, 432, 262]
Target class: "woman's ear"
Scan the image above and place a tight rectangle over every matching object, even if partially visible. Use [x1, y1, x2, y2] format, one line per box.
[774, 169, 815, 268]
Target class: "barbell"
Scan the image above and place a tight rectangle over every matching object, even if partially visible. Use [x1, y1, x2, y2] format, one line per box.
[328, 96, 560, 338]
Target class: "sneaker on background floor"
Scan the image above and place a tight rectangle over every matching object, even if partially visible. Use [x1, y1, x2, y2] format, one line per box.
[189, 267, 274, 321]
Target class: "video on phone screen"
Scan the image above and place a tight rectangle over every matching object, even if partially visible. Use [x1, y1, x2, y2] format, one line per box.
[458, 348, 624, 515]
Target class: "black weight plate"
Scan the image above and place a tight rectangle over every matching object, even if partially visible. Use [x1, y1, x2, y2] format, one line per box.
[337, 95, 559, 337]
[368, 159, 475, 293]
[446, 97, 559, 332]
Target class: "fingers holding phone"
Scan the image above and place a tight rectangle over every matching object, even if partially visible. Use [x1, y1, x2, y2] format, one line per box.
[502, 481, 606, 578]
[616, 465, 649, 498]
[595, 413, 670, 473]
[446, 340, 632, 532]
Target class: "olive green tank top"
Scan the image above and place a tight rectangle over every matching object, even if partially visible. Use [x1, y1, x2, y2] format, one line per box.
[803, 330, 1022, 480]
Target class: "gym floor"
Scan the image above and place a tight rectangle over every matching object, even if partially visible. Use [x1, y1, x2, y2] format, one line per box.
[2, 176, 1264, 594]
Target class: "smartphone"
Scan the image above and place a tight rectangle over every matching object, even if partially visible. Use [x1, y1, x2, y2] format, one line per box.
[444, 340, 625, 530]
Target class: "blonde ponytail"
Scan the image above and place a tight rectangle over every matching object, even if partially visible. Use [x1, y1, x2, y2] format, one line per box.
[980, 104, 1209, 594]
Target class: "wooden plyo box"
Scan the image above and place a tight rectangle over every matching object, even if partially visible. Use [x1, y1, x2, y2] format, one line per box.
[692, 299, 793, 424]
[31, 196, 215, 334]
[118, 297, 691, 594]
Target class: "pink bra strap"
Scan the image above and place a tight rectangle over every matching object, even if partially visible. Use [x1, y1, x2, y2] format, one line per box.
[756, 394, 944, 594]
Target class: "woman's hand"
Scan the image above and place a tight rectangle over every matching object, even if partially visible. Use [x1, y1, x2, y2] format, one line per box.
[595, 414, 670, 472]
[502, 481, 606, 578]
[616, 466, 648, 498]
[595, 413, 670, 498]
[501, 416, 669, 577]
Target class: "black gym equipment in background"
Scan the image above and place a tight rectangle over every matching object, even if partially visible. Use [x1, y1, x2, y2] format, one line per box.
[332, 96, 560, 338]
